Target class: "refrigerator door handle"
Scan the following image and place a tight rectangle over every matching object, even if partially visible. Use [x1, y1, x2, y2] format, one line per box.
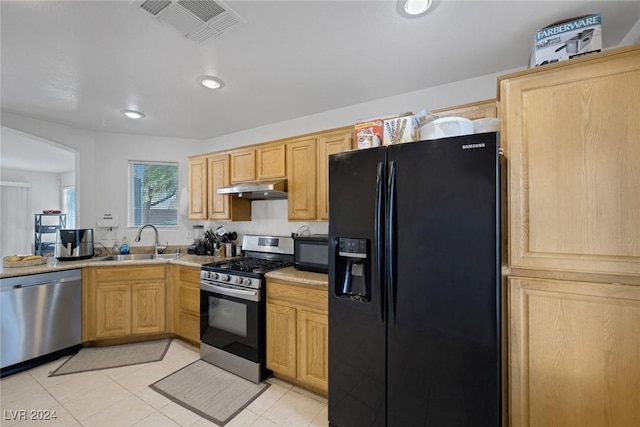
[375, 161, 385, 323]
[387, 160, 397, 325]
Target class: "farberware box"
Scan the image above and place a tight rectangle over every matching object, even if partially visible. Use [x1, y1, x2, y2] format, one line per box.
[530, 14, 602, 67]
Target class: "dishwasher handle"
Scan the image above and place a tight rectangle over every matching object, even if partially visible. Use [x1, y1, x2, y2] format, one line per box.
[11, 275, 81, 289]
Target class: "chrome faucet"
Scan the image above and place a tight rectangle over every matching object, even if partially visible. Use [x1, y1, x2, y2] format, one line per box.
[134, 224, 166, 255]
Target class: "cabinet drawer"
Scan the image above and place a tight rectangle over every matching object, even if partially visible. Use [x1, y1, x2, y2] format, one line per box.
[179, 267, 201, 285]
[267, 281, 327, 312]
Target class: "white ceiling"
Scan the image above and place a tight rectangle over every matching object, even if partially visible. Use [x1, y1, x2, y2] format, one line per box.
[1, 0, 640, 142]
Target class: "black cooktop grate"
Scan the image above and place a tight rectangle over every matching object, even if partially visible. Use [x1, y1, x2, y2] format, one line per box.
[202, 258, 293, 275]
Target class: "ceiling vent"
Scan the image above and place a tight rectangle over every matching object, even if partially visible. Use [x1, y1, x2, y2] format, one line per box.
[130, 0, 247, 43]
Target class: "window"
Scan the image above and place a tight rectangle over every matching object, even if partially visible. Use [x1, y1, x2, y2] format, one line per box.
[129, 161, 178, 227]
[62, 186, 76, 228]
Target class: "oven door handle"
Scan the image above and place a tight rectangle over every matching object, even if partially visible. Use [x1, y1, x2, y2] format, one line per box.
[201, 282, 259, 301]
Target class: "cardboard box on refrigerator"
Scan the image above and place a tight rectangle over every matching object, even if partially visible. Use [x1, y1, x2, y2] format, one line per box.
[383, 109, 433, 145]
[383, 115, 419, 145]
[530, 14, 602, 67]
[354, 119, 384, 149]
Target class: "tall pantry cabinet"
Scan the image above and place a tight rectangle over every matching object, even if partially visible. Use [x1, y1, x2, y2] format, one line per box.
[500, 44, 640, 427]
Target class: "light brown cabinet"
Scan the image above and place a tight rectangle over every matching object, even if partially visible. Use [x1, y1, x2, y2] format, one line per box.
[83, 265, 166, 341]
[188, 154, 251, 221]
[501, 45, 640, 276]
[296, 309, 329, 391]
[287, 137, 317, 220]
[171, 265, 201, 344]
[257, 143, 286, 180]
[509, 276, 640, 427]
[501, 45, 640, 427]
[230, 149, 256, 183]
[94, 283, 130, 339]
[207, 154, 230, 220]
[188, 157, 208, 220]
[207, 154, 251, 221]
[286, 127, 352, 221]
[189, 126, 351, 222]
[316, 129, 352, 220]
[431, 98, 497, 120]
[265, 303, 296, 378]
[266, 279, 328, 395]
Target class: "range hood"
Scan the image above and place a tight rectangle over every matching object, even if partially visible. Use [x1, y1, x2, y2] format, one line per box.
[217, 179, 288, 200]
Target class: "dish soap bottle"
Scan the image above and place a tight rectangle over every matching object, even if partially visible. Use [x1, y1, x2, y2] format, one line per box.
[120, 236, 130, 255]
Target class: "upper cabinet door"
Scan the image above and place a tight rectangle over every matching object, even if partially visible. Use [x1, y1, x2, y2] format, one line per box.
[230, 149, 256, 183]
[500, 45, 640, 275]
[188, 157, 208, 220]
[317, 130, 352, 221]
[208, 154, 230, 220]
[257, 143, 286, 180]
[287, 137, 317, 220]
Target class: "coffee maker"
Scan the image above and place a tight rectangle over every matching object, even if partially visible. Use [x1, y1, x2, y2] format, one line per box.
[188, 225, 207, 255]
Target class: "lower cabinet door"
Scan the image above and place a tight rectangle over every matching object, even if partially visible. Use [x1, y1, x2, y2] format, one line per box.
[509, 276, 640, 427]
[131, 282, 165, 335]
[297, 310, 328, 392]
[266, 303, 297, 378]
[95, 284, 131, 339]
[178, 312, 200, 344]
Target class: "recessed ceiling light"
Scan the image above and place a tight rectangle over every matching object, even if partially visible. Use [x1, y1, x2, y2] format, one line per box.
[401, 0, 432, 16]
[122, 109, 145, 119]
[198, 76, 224, 90]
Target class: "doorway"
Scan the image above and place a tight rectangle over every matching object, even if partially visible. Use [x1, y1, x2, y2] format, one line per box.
[0, 126, 77, 257]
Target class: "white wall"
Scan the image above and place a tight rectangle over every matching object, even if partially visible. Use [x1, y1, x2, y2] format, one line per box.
[90, 132, 206, 248]
[1, 67, 523, 246]
[60, 171, 75, 187]
[202, 69, 512, 152]
[1, 168, 60, 213]
[200, 200, 329, 244]
[1, 113, 207, 249]
[197, 68, 519, 240]
[1, 113, 97, 231]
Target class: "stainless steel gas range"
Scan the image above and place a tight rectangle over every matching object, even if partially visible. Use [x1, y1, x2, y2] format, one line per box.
[199, 235, 293, 383]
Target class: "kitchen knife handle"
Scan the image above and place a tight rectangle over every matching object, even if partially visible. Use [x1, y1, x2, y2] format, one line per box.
[375, 161, 385, 323]
[387, 160, 397, 325]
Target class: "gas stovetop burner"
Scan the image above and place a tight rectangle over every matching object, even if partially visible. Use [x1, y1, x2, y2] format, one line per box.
[202, 258, 293, 276]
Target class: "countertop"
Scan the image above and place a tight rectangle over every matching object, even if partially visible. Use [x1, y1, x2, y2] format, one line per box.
[265, 266, 328, 287]
[1, 256, 330, 290]
[0, 253, 226, 279]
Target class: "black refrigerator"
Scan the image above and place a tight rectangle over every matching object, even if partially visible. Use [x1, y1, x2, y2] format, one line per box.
[328, 132, 501, 427]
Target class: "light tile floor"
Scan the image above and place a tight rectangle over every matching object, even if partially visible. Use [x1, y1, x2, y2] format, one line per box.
[0, 340, 327, 427]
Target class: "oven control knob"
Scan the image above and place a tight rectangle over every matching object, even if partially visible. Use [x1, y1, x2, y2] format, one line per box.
[211, 272, 219, 280]
[243, 278, 252, 286]
[221, 274, 230, 282]
[235, 277, 242, 285]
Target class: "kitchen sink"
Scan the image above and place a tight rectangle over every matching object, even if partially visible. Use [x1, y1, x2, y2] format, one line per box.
[93, 253, 182, 262]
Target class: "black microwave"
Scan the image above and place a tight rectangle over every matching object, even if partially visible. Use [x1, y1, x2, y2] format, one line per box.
[293, 234, 329, 273]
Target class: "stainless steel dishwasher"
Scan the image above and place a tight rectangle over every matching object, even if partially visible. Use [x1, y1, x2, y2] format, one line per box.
[1, 269, 82, 375]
